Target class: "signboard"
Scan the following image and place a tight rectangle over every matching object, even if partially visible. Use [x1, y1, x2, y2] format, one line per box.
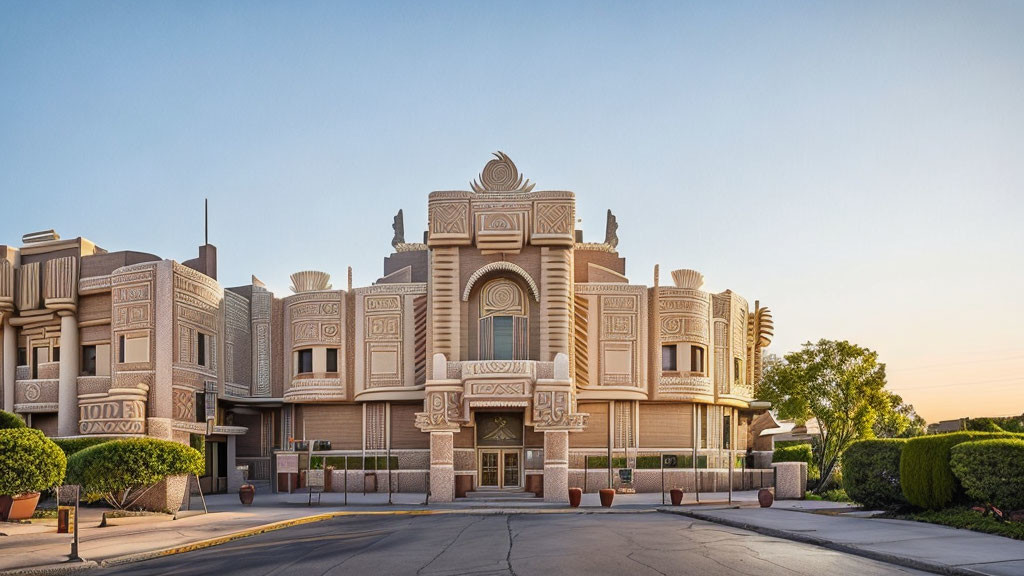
[618, 468, 633, 484]
[277, 453, 299, 474]
[57, 506, 75, 534]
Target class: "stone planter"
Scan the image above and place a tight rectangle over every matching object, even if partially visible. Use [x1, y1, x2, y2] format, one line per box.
[599, 488, 615, 508]
[670, 488, 684, 506]
[568, 487, 582, 508]
[758, 488, 774, 508]
[239, 484, 255, 506]
[0, 492, 40, 521]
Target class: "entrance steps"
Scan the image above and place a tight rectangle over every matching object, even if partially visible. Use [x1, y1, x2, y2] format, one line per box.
[459, 490, 542, 503]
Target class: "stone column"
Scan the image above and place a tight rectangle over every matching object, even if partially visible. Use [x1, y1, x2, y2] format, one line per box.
[57, 313, 79, 437]
[2, 317, 15, 413]
[226, 435, 244, 492]
[429, 431, 454, 502]
[543, 430, 569, 503]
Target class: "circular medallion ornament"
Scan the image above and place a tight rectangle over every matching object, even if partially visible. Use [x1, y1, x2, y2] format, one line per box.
[471, 151, 535, 193]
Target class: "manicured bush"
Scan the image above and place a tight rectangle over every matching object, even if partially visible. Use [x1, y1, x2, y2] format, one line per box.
[52, 437, 114, 457]
[66, 438, 203, 509]
[900, 432, 1023, 510]
[950, 438, 1024, 510]
[773, 443, 814, 478]
[0, 428, 67, 495]
[843, 438, 907, 509]
[0, 410, 26, 430]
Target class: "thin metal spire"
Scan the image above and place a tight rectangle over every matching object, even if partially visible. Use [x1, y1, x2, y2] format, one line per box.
[204, 198, 208, 245]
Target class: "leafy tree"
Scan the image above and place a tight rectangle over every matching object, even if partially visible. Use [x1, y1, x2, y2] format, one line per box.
[874, 392, 927, 438]
[758, 339, 889, 493]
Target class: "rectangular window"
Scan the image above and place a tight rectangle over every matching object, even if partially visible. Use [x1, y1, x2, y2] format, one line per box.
[492, 316, 515, 360]
[195, 392, 206, 423]
[197, 333, 207, 367]
[661, 345, 677, 371]
[699, 405, 708, 449]
[53, 346, 60, 362]
[32, 346, 48, 378]
[326, 348, 338, 372]
[297, 349, 313, 374]
[17, 347, 27, 366]
[734, 358, 742, 384]
[690, 346, 704, 373]
[82, 345, 97, 376]
[723, 413, 732, 449]
[118, 336, 125, 363]
[122, 334, 149, 363]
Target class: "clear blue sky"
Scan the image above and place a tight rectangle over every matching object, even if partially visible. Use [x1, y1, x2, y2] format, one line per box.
[2, 1, 1022, 422]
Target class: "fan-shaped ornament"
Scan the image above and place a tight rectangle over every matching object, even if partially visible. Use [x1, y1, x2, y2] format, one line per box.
[290, 270, 332, 293]
[471, 151, 535, 193]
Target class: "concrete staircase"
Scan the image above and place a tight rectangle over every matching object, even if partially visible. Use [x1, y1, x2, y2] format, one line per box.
[458, 490, 542, 503]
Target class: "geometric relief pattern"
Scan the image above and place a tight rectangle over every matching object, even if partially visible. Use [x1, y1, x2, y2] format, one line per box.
[362, 292, 404, 389]
[173, 387, 195, 421]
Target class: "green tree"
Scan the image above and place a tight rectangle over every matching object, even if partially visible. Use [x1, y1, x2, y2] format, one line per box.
[874, 392, 927, 438]
[758, 339, 889, 493]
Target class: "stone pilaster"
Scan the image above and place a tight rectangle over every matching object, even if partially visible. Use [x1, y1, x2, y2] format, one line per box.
[2, 317, 14, 413]
[226, 435, 244, 492]
[429, 247, 460, 369]
[57, 313, 79, 437]
[543, 430, 569, 503]
[540, 247, 572, 362]
[429, 431, 455, 502]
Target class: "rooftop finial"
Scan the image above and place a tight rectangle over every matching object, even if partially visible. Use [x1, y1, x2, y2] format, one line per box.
[204, 198, 209, 245]
[471, 151, 535, 193]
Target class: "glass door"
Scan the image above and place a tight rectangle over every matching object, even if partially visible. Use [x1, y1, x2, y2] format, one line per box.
[479, 451, 500, 488]
[502, 451, 521, 488]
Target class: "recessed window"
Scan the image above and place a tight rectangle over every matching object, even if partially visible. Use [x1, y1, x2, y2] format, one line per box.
[723, 413, 732, 449]
[326, 348, 338, 372]
[734, 358, 743, 384]
[690, 346, 705, 373]
[661, 345, 677, 371]
[119, 334, 150, 363]
[53, 347, 60, 362]
[297, 349, 313, 374]
[195, 392, 206, 423]
[17, 347, 27, 366]
[197, 333, 207, 367]
[82, 346, 97, 376]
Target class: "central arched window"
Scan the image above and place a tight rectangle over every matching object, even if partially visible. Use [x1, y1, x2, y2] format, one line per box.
[479, 278, 528, 360]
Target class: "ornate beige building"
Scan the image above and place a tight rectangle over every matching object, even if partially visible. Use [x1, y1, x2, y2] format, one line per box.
[0, 153, 773, 503]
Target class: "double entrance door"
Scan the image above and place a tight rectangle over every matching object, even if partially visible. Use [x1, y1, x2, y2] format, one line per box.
[478, 449, 521, 489]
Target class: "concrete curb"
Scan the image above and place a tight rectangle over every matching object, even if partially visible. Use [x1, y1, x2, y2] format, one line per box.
[0, 506, 660, 575]
[658, 508, 980, 576]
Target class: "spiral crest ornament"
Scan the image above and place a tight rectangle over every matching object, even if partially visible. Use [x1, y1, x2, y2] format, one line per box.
[471, 151, 535, 193]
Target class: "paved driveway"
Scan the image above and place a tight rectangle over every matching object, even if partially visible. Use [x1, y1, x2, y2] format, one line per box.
[96, 512, 930, 576]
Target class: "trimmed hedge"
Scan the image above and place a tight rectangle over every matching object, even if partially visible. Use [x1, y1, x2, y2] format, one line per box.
[0, 428, 67, 495]
[773, 444, 813, 466]
[0, 410, 26, 430]
[66, 438, 203, 509]
[53, 437, 114, 457]
[950, 438, 1024, 510]
[843, 438, 907, 509]
[900, 432, 1023, 510]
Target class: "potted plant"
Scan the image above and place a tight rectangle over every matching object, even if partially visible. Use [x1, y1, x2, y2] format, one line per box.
[670, 488, 685, 506]
[758, 487, 774, 508]
[0, 428, 67, 521]
[568, 487, 582, 507]
[599, 488, 615, 507]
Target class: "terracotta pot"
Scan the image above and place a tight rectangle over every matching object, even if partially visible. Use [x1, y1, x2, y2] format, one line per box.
[568, 487, 582, 508]
[670, 488, 684, 506]
[758, 488, 774, 508]
[0, 492, 40, 521]
[239, 484, 255, 506]
[599, 488, 615, 508]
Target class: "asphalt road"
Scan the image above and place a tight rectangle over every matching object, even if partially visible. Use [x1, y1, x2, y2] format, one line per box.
[95, 512, 931, 576]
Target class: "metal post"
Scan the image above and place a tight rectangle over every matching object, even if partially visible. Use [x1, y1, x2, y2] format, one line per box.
[424, 471, 430, 506]
[344, 456, 348, 506]
[584, 454, 589, 493]
[607, 438, 613, 490]
[661, 451, 665, 505]
[387, 447, 393, 505]
[693, 404, 699, 503]
[69, 485, 81, 562]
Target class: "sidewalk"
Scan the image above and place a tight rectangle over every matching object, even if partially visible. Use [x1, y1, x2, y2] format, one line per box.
[668, 504, 1024, 576]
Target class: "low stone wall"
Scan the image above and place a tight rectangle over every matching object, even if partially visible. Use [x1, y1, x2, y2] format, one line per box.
[567, 468, 775, 493]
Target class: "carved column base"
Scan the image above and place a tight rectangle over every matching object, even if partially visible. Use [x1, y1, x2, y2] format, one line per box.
[429, 431, 455, 502]
[543, 430, 569, 503]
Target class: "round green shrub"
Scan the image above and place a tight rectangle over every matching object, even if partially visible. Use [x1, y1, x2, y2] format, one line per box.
[0, 428, 67, 495]
[950, 438, 1024, 510]
[66, 438, 203, 508]
[901, 432, 1023, 510]
[0, 410, 26, 430]
[843, 438, 907, 509]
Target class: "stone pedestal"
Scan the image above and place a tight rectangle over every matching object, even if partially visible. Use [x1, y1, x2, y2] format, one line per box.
[226, 435, 245, 493]
[429, 431, 455, 502]
[543, 430, 569, 503]
[2, 317, 14, 413]
[771, 462, 807, 500]
[57, 313, 79, 437]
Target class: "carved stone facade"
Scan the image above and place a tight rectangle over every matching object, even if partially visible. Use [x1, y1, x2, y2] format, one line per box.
[1, 152, 772, 502]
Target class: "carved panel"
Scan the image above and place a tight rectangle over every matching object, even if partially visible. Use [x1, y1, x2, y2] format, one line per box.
[17, 262, 40, 311]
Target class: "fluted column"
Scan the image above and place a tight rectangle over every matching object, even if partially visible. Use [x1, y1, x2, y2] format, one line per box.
[58, 313, 79, 436]
[2, 316, 14, 413]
